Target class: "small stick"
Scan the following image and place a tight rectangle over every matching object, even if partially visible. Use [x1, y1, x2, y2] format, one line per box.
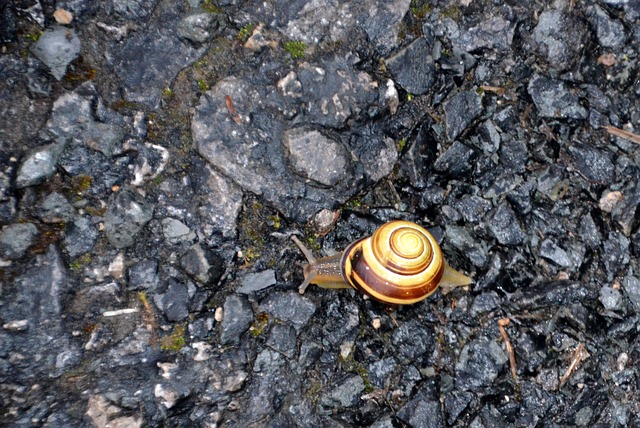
[225, 95, 241, 124]
[603, 125, 640, 145]
[480, 85, 506, 96]
[559, 343, 589, 388]
[498, 318, 518, 384]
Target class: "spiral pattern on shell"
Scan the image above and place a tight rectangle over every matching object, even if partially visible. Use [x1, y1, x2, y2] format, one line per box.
[341, 221, 444, 305]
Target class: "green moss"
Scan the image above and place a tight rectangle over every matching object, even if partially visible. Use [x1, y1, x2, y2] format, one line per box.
[238, 23, 256, 42]
[160, 324, 186, 351]
[410, 1, 432, 19]
[193, 58, 208, 68]
[442, 6, 461, 19]
[69, 175, 92, 195]
[25, 31, 42, 42]
[201, 0, 223, 13]
[197, 79, 210, 91]
[162, 87, 173, 97]
[283, 40, 306, 59]
[70, 254, 92, 271]
[249, 312, 269, 337]
[397, 137, 407, 151]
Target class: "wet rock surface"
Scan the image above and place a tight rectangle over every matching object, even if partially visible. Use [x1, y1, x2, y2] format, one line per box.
[2, 1, 640, 426]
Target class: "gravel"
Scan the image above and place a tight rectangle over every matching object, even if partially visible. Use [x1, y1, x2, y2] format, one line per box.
[2, 1, 640, 426]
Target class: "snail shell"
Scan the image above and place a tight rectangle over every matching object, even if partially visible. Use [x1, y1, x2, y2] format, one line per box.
[291, 220, 471, 305]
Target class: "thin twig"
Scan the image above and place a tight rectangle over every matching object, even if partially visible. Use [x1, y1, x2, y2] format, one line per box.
[604, 125, 640, 144]
[225, 95, 242, 124]
[559, 343, 590, 388]
[498, 318, 518, 384]
[480, 85, 506, 96]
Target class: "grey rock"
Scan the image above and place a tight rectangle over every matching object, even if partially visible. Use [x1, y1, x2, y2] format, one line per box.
[284, 127, 349, 186]
[444, 91, 483, 141]
[161, 218, 194, 245]
[587, 5, 627, 48]
[360, 0, 411, 55]
[603, 232, 629, 279]
[599, 286, 623, 312]
[386, 37, 435, 95]
[180, 243, 224, 287]
[236, 269, 276, 294]
[196, 165, 242, 238]
[104, 189, 154, 248]
[259, 291, 316, 332]
[0, 245, 78, 379]
[177, 12, 225, 43]
[44, 83, 126, 157]
[611, 184, 640, 236]
[355, 135, 398, 182]
[456, 336, 508, 391]
[528, 75, 587, 120]
[162, 279, 190, 321]
[130, 141, 170, 186]
[63, 216, 98, 257]
[34, 192, 76, 223]
[30, 27, 81, 80]
[57, 145, 125, 195]
[115, 25, 206, 108]
[624, 276, 640, 313]
[321, 375, 365, 408]
[0, 3, 17, 43]
[444, 390, 473, 425]
[488, 202, 525, 246]
[16, 139, 66, 188]
[446, 225, 488, 268]
[500, 137, 528, 174]
[265, 323, 297, 359]
[567, 144, 614, 184]
[127, 259, 159, 290]
[434, 141, 476, 177]
[299, 340, 323, 369]
[112, 0, 158, 21]
[221, 294, 253, 345]
[454, 16, 515, 53]
[579, 213, 601, 249]
[391, 319, 434, 361]
[539, 239, 573, 268]
[451, 195, 492, 223]
[0, 222, 39, 260]
[532, 10, 588, 71]
[397, 396, 443, 428]
[368, 357, 397, 389]
[470, 292, 501, 317]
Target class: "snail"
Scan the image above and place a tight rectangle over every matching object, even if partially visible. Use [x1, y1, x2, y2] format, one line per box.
[291, 220, 472, 305]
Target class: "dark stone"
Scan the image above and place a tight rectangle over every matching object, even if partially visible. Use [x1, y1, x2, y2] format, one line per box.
[0, 222, 39, 260]
[162, 279, 190, 322]
[236, 270, 277, 294]
[487, 202, 525, 246]
[539, 239, 573, 268]
[444, 91, 483, 141]
[221, 295, 253, 345]
[265, 323, 297, 359]
[0, 3, 17, 43]
[63, 217, 98, 257]
[15, 140, 66, 189]
[180, 244, 224, 287]
[34, 192, 76, 224]
[391, 320, 434, 361]
[444, 390, 473, 425]
[104, 188, 154, 249]
[386, 37, 436, 95]
[127, 259, 159, 291]
[397, 394, 443, 428]
[567, 144, 615, 184]
[259, 291, 316, 332]
[499, 137, 528, 174]
[532, 10, 588, 71]
[320, 375, 365, 408]
[528, 75, 587, 120]
[453, 16, 515, 53]
[451, 195, 492, 223]
[433, 141, 476, 176]
[455, 336, 508, 392]
[587, 5, 627, 48]
[30, 27, 81, 81]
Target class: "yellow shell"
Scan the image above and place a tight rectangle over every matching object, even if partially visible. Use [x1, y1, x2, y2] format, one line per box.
[342, 221, 445, 304]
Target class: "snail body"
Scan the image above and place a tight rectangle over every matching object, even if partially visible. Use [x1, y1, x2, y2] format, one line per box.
[291, 220, 471, 305]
